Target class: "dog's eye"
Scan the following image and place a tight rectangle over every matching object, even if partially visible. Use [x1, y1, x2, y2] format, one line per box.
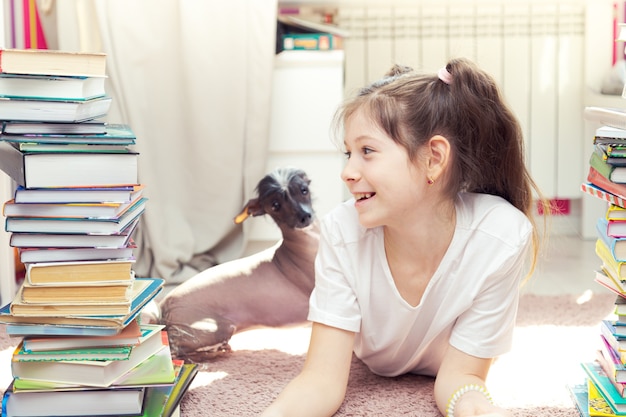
[301, 186, 309, 195]
[272, 201, 281, 211]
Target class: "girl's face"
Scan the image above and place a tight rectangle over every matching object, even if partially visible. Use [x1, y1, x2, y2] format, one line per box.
[341, 108, 428, 229]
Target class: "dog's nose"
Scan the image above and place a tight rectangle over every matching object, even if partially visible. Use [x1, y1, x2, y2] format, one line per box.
[300, 212, 312, 225]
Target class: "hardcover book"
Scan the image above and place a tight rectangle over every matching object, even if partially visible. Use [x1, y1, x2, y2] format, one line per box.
[0, 74, 106, 100]
[0, 139, 139, 188]
[5, 198, 146, 234]
[10, 325, 167, 387]
[25, 259, 135, 285]
[13, 184, 144, 204]
[0, 95, 112, 123]
[1, 123, 137, 145]
[0, 48, 107, 77]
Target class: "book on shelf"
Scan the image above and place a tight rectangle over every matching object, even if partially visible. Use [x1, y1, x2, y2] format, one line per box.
[590, 151, 626, 184]
[13, 184, 144, 204]
[1, 119, 107, 135]
[582, 182, 626, 208]
[0, 95, 112, 123]
[12, 341, 133, 362]
[0, 48, 107, 77]
[1, 380, 146, 417]
[9, 218, 138, 248]
[25, 259, 135, 285]
[22, 318, 142, 352]
[0, 139, 138, 188]
[585, 107, 626, 131]
[0, 277, 164, 329]
[18, 244, 136, 264]
[5, 197, 147, 234]
[3, 193, 143, 219]
[582, 361, 626, 414]
[18, 279, 133, 305]
[0, 73, 106, 101]
[10, 325, 167, 387]
[1, 123, 136, 145]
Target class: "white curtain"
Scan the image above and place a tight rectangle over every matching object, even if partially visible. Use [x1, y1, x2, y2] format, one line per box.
[51, 0, 278, 284]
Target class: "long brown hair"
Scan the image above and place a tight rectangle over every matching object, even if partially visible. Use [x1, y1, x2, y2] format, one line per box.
[333, 57, 549, 277]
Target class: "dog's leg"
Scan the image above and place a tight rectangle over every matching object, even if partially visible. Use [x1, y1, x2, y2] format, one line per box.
[160, 304, 237, 362]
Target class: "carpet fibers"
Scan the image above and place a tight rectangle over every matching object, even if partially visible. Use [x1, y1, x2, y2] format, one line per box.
[0, 292, 617, 416]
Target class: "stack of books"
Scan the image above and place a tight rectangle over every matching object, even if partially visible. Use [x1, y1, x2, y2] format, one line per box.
[0, 48, 196, 417]
[571, 107, 626, 415]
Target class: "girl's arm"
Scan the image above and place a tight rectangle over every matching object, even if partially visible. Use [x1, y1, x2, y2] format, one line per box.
[261, 322, 356, 417]
[434, 345, 513, 417]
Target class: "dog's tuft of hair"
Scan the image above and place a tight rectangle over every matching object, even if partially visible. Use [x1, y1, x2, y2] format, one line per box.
[234, 166, 314, 229]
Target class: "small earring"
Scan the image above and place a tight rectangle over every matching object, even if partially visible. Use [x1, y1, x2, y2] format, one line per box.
[427, 177, 434, 185]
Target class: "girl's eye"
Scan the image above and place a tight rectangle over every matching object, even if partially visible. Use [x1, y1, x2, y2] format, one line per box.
[343, 151, 351, 159]
[362, 147, 373, 155]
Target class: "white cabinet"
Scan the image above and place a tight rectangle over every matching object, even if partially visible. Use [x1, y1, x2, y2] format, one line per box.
[248, 50, 347, 242]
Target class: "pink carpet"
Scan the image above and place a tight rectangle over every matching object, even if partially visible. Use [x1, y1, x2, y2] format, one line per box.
[0, 292, 617, 416]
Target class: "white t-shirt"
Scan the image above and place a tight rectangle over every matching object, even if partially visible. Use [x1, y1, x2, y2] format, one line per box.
[308, 192, 532, 377]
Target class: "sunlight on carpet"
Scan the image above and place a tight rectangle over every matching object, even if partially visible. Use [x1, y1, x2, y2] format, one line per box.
[228, 324, 312, 355]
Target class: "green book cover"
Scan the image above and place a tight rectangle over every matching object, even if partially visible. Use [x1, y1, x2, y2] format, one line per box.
[13, 341, 132, 362]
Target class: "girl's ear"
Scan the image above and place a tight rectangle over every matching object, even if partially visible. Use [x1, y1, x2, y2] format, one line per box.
[426, 135, 451, 181]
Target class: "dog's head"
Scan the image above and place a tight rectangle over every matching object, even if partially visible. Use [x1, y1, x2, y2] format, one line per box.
[234, 167, 315, 229]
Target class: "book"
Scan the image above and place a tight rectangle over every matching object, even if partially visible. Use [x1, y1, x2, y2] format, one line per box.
[9, 276, 145, 316]
[599, 143, 626, 158]
[588, 166, 626, 200]
[160, 363, 199, 417]
[599, 334, 626, 385]
[585, 107, 626, 131]
[18, 279, 133, 304]
[22, 318, 141, 352]
[1, 123, 137, 145]
[10, 325, 167, 387]
[582, 361, 626, 414]
[3, 194, 143, 219]
[597, 218, 626, 262]
[9, 219, 138, 248]
[16, 143, 130, 153]
[597, 145, 626, 167]
[0, 74, 106, 100]
[595, 125, 626, 144]
[1, 119, 107, 135]
[18, 245, 136, 264]
[582, 182, 626, 208]
[0, 48, 107, 77]
[13, 184, 144, 204]
[597, 238, 626, 279]
[608, 205, 626, 221]
[15, 346, 179, 390]
[5, 198, 146, 234]
[595, 269, 626, 297]
[588, 378, 620, 416]
[1, 380, 146, 417]
[0, 277, 163, 328]
[0, 95, 112, 123]
[282, 33, 342, 51]
[590, 151, 626, 184]
[0, 139, 138, 188]
[12, 341, 133, 362]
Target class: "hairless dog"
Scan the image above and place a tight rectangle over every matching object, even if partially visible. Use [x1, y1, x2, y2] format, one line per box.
[157, 167, 320, 362]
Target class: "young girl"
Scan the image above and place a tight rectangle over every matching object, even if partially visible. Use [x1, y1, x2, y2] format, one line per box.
[261, 58, 547, 417]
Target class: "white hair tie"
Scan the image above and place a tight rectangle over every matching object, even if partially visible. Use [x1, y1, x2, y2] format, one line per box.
[438, 66, 453, 85]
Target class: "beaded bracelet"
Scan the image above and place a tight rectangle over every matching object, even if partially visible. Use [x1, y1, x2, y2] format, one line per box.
[446, 384, 493, 417]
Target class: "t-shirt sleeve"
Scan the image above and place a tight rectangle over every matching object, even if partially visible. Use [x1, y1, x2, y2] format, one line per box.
[449, 228, 532, 359]
[308, 216, 362, 333]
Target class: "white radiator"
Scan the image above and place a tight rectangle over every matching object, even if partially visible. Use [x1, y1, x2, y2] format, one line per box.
[336, 1, 586, 199]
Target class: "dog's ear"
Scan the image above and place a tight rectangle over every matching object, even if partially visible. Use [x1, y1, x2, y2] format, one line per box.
[233, 198, 265, 224]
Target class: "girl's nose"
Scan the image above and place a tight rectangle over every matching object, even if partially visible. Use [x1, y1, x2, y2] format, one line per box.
[341, 158, 360, 183]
